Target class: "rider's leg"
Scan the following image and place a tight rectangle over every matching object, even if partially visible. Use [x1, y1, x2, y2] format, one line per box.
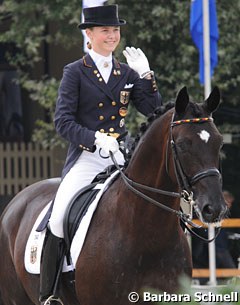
[39, 148, 124, 303]
[39, 229, 65, 304]
[49, 148, 124, 238]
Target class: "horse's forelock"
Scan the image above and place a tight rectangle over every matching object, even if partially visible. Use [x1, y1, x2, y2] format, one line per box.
[184, 101, 206, 118]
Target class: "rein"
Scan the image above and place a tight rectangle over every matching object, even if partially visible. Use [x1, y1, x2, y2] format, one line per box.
[110, 152, 186, 215]
[110, 152, 220, 243]
[109, 114, 222, 242]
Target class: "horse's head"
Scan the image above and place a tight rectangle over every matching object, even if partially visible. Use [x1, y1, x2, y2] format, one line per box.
[171, 86, 227, 224]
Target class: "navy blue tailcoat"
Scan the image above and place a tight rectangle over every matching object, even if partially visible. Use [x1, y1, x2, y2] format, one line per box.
[54, 54, 162, 177]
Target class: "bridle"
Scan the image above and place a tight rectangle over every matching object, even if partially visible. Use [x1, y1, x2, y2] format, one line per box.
[169, 114, 222, 241]
[170, 114, 221, 198]
[109, 112, 222, 242]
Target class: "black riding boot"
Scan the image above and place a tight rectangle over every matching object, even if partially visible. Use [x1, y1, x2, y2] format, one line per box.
[39, 229, 65, 305]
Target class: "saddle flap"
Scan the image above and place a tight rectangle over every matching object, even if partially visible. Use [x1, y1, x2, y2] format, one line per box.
[63, 186, 100, 252]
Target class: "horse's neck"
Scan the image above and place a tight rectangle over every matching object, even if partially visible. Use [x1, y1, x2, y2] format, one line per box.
[123, 118, 180, 236]
[126, 117, 175, 190]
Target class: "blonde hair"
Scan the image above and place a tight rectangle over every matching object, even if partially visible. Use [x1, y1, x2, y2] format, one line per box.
[87, 41, 92, 49]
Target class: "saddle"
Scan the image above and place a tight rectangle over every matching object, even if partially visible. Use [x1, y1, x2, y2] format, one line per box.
[63, 165, 119, 256]
[25, 165, 120, 274]
[36, 165, 119, 233]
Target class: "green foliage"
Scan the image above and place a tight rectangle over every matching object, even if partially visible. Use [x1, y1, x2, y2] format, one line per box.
[115, 1, 200, 99]
[214, 0, 240, 106]
[115, 0, 240, 144]
[0, 0, 81, 67]
[0, 0, 81, 148]
[22, 78, 67, 148]
[117, 0, 237, 98]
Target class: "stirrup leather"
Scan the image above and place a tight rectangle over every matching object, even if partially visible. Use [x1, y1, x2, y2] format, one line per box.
[42, 295, 64, 305]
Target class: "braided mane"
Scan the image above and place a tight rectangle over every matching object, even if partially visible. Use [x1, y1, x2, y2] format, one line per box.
[125, 101, 175, 164]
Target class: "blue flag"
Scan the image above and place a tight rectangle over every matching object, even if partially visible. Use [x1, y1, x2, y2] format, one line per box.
[190, 0, 219, 84]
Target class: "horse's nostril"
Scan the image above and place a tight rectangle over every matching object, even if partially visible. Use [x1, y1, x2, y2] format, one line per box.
[200, 201, 227, 223]
[202, 204, 214, 217]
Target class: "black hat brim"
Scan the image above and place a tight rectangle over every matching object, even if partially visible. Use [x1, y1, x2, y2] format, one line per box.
[78, 19, 126, 30]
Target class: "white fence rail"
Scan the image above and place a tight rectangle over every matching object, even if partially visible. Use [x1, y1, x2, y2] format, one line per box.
[0, 142, 57, 196]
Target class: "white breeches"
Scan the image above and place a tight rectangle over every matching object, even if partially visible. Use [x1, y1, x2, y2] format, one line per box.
[49, 147, 125, 237]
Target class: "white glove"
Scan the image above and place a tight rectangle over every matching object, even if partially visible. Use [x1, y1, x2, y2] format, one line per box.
[123, 46, 151, 78]
[94, 131, 119, 156]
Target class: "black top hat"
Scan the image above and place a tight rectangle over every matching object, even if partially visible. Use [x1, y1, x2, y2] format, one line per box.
[78, 5, 126, 29]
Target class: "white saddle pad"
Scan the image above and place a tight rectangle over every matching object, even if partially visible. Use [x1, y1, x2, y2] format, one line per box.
[24, 171, 119, 274]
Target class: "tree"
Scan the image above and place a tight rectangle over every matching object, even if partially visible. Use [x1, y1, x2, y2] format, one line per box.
[0, 0, 82, 147]
[1, 0, 240, 141]
[1, 0, 240, 200]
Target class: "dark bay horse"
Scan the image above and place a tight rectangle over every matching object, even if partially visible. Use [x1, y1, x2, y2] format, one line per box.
[0, 87, 227, 305]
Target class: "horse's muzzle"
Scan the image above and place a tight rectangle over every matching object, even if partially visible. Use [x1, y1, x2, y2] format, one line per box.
[202, 202, 227, 223]
[194, 196, 228, 224]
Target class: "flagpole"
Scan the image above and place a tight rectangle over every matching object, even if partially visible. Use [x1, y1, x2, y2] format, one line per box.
[203, 0, 217, 287]
[203, 0, 211, 97]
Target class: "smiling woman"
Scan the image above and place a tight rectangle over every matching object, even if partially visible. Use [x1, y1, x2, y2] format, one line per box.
[85, 26, 121, 56]
[36, 4, 162, 304]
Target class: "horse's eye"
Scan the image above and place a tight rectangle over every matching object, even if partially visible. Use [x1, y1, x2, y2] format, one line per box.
[176, 138, 192, 152]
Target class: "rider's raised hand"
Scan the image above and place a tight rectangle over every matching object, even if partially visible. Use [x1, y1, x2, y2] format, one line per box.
[123, 46, 151, 78]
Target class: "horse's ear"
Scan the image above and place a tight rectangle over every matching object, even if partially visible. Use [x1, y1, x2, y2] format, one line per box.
[175, 86, 189, 114]
[204, 86, 220, 113]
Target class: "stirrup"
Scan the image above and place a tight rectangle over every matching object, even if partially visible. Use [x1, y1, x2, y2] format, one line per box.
[42, 295, 64, 305]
